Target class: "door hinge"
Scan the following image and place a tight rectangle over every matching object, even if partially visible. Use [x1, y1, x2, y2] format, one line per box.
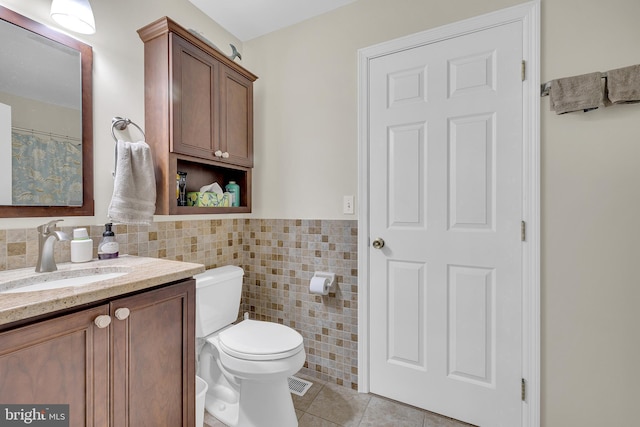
[521, 378, 526, 401]
[521, 60, 526, 81]
[521, 220, 526, 242]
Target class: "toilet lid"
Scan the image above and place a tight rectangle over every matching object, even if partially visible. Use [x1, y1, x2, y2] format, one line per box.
[218, 320, 304, 361]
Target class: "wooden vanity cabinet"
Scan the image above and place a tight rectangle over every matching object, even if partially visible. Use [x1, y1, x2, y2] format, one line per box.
[111, 280, 195, 427]
[0, 305, 110, 426]
[0, 279, 195, 427]
[138, 17, 257, 215]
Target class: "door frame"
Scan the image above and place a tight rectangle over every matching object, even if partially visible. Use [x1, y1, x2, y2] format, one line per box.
[357, 1, 540, 426]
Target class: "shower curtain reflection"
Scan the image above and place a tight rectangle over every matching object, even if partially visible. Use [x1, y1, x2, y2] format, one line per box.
[11, 130, 82, 206]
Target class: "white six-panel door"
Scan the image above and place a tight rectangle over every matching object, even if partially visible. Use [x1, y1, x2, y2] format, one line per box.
[368, 20, 524, 427]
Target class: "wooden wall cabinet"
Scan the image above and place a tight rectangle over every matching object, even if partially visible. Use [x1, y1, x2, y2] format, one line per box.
[0, 280, 195, 427]
[138, 17, 257, 215]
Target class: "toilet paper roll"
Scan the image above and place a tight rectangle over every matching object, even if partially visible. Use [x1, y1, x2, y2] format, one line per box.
[309, 276, 330, 295]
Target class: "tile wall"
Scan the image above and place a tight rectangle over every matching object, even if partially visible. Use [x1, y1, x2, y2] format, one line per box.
[242, 220, 359, 389]
[0, 218, 358, 389]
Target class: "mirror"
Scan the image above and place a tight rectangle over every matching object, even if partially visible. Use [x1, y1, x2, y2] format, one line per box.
[0, 5, 93, 217]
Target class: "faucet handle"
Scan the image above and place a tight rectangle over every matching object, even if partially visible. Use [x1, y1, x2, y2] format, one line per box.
[38, 219, 64, 233]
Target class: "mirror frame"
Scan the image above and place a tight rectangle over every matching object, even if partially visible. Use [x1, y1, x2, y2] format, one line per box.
[0, 5, 93, 218]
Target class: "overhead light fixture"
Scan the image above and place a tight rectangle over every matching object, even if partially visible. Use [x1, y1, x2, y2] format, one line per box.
[50, 0, 96, 34]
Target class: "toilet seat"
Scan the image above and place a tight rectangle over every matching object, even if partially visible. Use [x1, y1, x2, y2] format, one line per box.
[215, 320, 304, 361]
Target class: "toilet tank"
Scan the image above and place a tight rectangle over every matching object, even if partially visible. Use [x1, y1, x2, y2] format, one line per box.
[194, 265, 244, 338]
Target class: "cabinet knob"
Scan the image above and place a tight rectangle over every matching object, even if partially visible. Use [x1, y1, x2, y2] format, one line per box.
[214, 150, 223, 157]
[94, 315, 112, 329]
[114, 307, 130, 320]
[221, 152, 230, 158]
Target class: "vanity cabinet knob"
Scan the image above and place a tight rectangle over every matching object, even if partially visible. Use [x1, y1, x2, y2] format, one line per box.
[221, 152, 229, 158]
[214, 150, 223, 157]
[94, 315, 112, 329]
[114, 307, 130, 320]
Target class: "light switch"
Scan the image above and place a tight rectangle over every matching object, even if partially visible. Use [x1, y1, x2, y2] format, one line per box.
[343, 195, 354, 214]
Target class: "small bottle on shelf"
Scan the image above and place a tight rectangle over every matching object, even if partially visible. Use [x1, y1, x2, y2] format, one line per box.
[225, 181, 240, 207]
[177, 171, 187, 206]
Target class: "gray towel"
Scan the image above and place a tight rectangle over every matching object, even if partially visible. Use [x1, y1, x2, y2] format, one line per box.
[549, 72, 605, 114]
[606, 64, 640, 104]
[108, 140, 156, 225]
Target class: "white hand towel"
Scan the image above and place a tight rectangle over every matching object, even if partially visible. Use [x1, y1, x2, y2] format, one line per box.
[108, 140, 156, 225]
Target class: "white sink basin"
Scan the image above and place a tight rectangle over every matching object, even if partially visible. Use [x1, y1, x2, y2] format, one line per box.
[0, 267, 130, 294]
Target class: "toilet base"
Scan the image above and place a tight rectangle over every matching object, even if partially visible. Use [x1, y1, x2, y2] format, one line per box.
[205, 386, 239, 427]
[205, 377, 298, 427]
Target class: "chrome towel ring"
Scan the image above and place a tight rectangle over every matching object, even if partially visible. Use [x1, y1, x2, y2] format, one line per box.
[111, 116, 145, 142]
[110, 117, 147, 177]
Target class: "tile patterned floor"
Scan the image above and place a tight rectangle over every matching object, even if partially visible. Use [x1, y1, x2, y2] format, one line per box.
[204, 374, 473, 427]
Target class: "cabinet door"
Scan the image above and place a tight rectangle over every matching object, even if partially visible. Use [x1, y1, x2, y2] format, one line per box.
[0, 305, 110, 427]
[220, 65, 254, 167]
[171, 34, 219, 160]
[111, 280, 195, 427]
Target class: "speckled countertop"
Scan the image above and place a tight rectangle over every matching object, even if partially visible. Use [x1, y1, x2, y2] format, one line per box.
[0, 255, 205, 327]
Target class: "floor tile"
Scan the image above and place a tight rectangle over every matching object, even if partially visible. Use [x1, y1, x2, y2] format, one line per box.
[292, 375, 326, 412]
[298, 412, 342, 427]
[423, 411, 473, 427]
[202, 371, 472, 427]
[305, 382, 372, 427]
[359, 395, 425, 427]
[203, 411, 227, 427]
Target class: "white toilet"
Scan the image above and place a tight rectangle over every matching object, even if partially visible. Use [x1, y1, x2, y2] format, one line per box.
[195, 266, 305, 427]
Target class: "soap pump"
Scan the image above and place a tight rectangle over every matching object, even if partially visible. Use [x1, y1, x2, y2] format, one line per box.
[98, 223, 119, 259]
[70, 228, 93, 263]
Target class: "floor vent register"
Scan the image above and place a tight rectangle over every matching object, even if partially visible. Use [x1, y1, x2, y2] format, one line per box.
[288, 376, 313, 396]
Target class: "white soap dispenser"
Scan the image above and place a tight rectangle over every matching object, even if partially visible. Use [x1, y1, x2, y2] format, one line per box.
[70, 228, 93, 263]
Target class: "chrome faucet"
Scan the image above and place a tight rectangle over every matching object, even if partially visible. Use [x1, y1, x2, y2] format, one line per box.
[36, 219, 70, 273]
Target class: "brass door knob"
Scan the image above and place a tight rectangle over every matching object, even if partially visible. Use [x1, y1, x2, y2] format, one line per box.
[372, 238, 385, 249]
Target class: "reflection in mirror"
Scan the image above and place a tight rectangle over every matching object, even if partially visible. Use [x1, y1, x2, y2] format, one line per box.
[0, 5, 93, 217]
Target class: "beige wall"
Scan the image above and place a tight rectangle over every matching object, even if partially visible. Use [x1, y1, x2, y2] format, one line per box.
[540, 1, 640, 425]
[0, 91, 81, 136]
[0, 0, 639, 425]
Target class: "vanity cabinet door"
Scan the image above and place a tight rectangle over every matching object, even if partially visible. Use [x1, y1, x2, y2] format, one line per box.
[110, 280, 195, 427]
[171, 33, 219, 160]
[0, 305, 110, 427]
[220, 64, 254, 167]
